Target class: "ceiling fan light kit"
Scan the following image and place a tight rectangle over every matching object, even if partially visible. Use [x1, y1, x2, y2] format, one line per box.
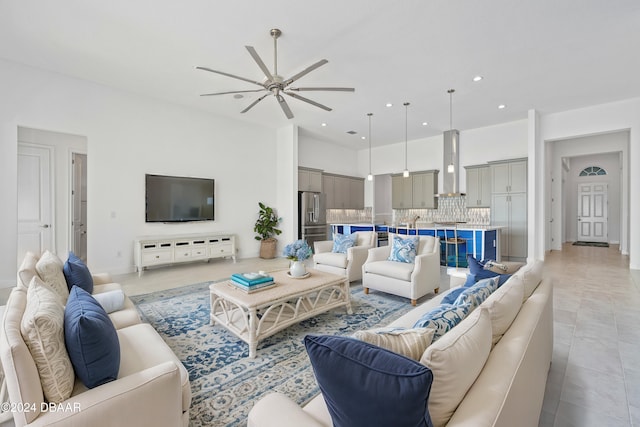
[197, 29, 354, 119]
[403, 102, 410, 178]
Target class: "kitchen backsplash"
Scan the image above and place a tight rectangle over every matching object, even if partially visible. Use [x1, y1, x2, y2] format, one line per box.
[326, 196, 491, 225]
[326, 207, 372, 224]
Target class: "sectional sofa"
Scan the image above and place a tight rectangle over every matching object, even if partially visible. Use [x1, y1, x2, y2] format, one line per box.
[0, 251, 191, 427]
[248, 260, 551, 427]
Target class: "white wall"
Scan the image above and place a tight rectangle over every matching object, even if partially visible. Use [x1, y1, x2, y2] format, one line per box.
[298, 134, 360, 176]
[0, 59, 280, 284]
[563, 151, 621, 244]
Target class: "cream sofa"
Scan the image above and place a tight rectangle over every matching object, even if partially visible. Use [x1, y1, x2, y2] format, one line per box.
[313, 231, 377, 283]
[248, 260, 552, 427]
[0, 252, 192, 427]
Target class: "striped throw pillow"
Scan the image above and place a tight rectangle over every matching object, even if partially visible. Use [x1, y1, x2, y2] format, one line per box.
[353, 327, 436, 360]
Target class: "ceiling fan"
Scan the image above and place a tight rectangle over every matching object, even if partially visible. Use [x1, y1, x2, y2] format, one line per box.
[196, 28, 355, 119]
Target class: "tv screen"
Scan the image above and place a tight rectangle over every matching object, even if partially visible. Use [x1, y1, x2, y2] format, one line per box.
[145, 174, 215, 222]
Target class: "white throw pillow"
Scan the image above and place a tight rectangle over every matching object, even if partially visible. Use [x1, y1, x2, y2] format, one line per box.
[481, 276, 524, 345]
[353, 327, 435, 360]
[20, 276, 75, 403]
[35, 250, 69, 303]
[513, 260, 543, 301]
[92, 289, 126, 313]
[420, 307, 492, 427]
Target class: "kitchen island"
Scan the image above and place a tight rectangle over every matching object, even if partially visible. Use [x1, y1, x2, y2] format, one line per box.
[329, 223, 503, 267]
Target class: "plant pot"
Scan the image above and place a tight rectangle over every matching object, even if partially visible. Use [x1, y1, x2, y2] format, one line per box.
[259, 238, 278, 259]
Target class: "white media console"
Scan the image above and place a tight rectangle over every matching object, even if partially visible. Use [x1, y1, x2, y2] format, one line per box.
[134, 233, 236, 276]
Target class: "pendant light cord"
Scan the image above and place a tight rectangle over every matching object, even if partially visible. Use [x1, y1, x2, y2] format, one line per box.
[404, 102, 410, 171]
[368, 113, 373, 176]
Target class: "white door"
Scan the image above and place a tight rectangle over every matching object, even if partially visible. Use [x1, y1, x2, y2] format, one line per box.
[72, 153, 88, 261]
[577, 183, 608, 242]
[17, 144, 53, 263]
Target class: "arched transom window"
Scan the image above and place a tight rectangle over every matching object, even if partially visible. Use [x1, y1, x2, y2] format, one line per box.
[579, 166, 607, 176]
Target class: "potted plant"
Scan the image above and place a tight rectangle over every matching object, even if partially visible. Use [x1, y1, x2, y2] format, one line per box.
[254, 202, 282, 259]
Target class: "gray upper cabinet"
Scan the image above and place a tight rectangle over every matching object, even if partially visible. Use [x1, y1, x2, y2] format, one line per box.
[322, 173, 364, 210]
[392, 175, 413, 209]
[392, 170, 438, 209]
[298, 168, 323, 192]
[490, 159, 527, 261]
[465, 165, 491, 207]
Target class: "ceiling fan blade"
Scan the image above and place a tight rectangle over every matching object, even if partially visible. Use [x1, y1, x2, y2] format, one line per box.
[284, 59, 329, 85]
[196, 66, 264, 87]
[241, 93, 270, 114]
[276, 95, 294, 119]
[284, 91, 332, 112]
[289, 87, 355, 92]
[200, 89, 266, 96]
[245, 46, 274, 81]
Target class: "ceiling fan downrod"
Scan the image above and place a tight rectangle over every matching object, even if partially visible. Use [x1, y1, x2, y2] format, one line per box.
[270, 28, 281, 77]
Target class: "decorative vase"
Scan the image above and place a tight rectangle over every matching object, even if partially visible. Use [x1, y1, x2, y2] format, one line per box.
[290, 260, 307, 278]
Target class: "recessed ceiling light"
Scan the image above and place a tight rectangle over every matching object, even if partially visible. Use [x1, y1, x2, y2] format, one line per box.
[422, 122, 428, 126]
[233, 94, 244, 99]
[321, 123, 327, 127]
[472, 76, 483, 82]
[385, 103, 393, 107]
[498, 104, 506, 109]
[361, 136, 366, 140]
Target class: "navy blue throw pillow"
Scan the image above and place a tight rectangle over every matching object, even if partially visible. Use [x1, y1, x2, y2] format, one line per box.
[305, 335, 433, 427]
[466, 255, 501, 281]
[63, 251, 94, 294]
[64, 286, 120, 388]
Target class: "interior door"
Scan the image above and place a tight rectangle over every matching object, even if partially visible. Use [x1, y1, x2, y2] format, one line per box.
[72, 153, 88, 261]
[17, 144, 53, 263]
[577, 183, 608, 242]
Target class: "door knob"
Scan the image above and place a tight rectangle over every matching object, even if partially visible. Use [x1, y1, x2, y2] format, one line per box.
[40, 224, 50, 228]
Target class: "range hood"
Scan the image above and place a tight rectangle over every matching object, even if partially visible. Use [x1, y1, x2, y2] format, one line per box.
[440, 129, 465, 197]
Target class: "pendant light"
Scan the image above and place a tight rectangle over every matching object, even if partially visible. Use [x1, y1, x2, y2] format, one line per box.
[367, 113, 373, 181]
[403, 102, 410, 178]
[447, 89, 455, 173]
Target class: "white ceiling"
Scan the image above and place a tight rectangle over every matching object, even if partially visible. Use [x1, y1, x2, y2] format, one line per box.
[1, 0, 639, 148]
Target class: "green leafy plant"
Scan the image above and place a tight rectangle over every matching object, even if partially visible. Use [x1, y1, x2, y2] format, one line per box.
[254, 202, 282, 241]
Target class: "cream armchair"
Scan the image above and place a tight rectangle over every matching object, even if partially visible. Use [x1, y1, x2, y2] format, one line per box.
[313, 231, 378, 283]
[362, 234, 441, 306]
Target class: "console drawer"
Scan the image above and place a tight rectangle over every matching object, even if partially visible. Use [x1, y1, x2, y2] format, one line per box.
[142, 250, 172, 265]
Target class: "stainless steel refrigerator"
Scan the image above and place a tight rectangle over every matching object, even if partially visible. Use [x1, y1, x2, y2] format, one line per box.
[298, 191, 327, 248]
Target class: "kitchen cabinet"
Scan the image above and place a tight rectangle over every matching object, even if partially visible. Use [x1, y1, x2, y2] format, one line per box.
[323, 173, 364, 209]
[465, 165, 491, 207]
[412, 171, 438, 209]
[392, 170, 438, 209]
[392, 175, 413, 209]
[298, 168, 323, 192]
[490, 159, 527, 261]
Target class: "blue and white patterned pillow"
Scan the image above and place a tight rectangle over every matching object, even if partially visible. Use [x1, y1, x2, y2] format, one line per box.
[332, 233, 357, 253]
[412, 303, 471, 341]
[453, 276, 499, 310]
[388, 235, 419, 263]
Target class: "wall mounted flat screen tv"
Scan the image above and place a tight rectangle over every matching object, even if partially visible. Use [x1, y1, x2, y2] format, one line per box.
[145, 174, 214, 222]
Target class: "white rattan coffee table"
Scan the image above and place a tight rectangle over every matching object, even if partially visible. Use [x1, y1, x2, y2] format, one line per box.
[209, 268, 352, 358]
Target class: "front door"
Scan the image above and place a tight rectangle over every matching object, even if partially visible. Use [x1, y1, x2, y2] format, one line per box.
[17, 144, 53, 263]
[577, 183, 608, 242]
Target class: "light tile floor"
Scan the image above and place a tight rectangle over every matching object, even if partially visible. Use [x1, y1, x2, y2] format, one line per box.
[2, 244, 638, 427]
[539, 243, 640, 427]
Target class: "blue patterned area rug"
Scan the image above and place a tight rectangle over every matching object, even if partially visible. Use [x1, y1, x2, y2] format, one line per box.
[130, 281, 415, 427]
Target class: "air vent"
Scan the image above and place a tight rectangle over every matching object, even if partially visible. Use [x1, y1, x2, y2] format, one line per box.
[346, 130, 357, 135]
